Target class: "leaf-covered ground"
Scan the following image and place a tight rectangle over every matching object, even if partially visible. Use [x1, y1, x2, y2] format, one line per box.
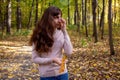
[0, 31, 120, 80]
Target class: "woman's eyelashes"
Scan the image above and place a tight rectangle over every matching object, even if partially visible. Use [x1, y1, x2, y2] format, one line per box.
[54, 16, 59, 19]
[54, 15, 61, 19]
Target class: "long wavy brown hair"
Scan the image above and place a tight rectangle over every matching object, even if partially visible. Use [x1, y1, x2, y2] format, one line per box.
[29, 6, 62, 54]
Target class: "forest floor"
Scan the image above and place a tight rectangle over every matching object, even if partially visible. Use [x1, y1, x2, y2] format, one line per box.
[0, 31, 120, 80]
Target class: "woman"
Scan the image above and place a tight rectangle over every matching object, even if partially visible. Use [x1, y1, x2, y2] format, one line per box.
[29, 6, 73, 80]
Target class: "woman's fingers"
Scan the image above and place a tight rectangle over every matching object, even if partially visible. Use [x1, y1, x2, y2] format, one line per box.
[60, 18, 66, 30]
[53, 58, 62, 65]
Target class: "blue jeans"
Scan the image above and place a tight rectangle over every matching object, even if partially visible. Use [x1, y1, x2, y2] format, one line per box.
[40, 72, 68, 80]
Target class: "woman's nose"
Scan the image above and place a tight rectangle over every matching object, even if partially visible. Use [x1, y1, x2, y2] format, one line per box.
[58, 18, 62, 23]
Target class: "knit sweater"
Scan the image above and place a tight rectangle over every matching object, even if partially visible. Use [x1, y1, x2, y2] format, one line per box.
[32, 29, 73, 77]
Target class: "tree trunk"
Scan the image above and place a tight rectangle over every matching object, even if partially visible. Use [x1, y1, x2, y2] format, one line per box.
[92, 0, 98, 43]
[100, 0, 105, 39]
[16, 0, 22, 32]
[3, 0, 6, 32]
[35, 0, 38, 26]
[68, 0, 70, 24]
[6, 0, 11, 35]
[75, 0, 80, 33]
[85, 0, 88, 37]
[0, 0, 6, 35]
[74, 10, 77, 25]
[88, 0, 91, 34]
[27, 0, 35, 29]
[113, 0, 116, 26]
[108, 0, 115, 55]
[0, 0, 3, 32]
[82, 0, 85, 25]
[40, 0, 45, 16]
[97, 5, 100, 26]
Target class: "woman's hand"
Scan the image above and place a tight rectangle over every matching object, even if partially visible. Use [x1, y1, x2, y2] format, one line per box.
[60, 18, 66, 31]
[52, 58, 62, 65]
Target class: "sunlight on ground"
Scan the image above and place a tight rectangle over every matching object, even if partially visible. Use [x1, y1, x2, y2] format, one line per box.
[0, 40, 40, 79]
[0, 32, 120, 79]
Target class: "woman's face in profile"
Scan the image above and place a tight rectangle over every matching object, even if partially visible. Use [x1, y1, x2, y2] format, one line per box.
[52, 14, 62, 29]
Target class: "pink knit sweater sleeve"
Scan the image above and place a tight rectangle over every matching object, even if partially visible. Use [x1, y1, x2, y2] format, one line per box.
[32, 44, 53, 64]
[63, 30, 73, 56]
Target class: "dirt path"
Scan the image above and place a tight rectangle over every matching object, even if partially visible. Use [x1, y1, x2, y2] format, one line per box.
[0, 40, 40, 80]
[0, 36, 120, 80]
